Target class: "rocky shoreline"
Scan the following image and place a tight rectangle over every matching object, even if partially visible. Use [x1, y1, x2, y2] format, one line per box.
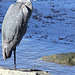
[0, 67, 52, 75]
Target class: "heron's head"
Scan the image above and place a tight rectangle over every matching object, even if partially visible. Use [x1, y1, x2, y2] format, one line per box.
[17, 0, 33, 3]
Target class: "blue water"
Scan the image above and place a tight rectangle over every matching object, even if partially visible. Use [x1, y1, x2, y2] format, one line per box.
[0, 0, 75, 75]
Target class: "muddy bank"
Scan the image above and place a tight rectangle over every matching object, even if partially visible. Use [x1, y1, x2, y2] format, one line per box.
[41, 53, 75, 66]
[0, 67, 51, 75]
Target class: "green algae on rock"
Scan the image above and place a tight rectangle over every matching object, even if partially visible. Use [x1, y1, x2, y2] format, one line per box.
[41, 53, 75, 66]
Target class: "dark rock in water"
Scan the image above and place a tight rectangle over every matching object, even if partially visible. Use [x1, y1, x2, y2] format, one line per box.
[41, 53, 75, 66]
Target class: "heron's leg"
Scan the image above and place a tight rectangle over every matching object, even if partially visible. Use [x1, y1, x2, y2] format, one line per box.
[14, 48, 16, 70]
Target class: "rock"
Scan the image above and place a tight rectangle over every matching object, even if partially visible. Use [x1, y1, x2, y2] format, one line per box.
[0, 67, 51, 75]
[41, 53, 75, 66]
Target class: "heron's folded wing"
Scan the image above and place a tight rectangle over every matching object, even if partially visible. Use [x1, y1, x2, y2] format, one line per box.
[2, 3, 28, 45]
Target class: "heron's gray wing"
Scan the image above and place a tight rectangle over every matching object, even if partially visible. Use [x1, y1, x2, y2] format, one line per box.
[2, 3, 29, 46]
[2, 3, 29, 59]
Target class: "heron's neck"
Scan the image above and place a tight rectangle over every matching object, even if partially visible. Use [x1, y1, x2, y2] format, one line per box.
[17, 0, 31, 3]
[17, 0, 33, 11]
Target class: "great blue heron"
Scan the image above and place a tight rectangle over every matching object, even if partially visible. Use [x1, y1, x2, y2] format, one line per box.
[2, 0, 33, 70]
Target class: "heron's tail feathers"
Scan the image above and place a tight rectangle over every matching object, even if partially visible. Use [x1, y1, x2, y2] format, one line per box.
[2, 43, 12, 60]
